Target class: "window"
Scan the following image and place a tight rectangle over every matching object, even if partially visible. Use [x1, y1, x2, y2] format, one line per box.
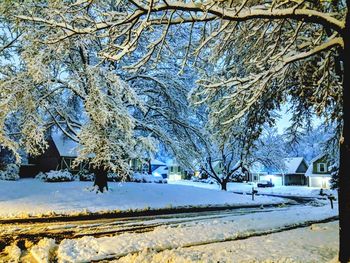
[318, 163, 326, 173]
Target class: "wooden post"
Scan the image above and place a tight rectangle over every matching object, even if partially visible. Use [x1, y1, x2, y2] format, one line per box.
[328, 194, 336, 210]
[252, 187, 258, 201]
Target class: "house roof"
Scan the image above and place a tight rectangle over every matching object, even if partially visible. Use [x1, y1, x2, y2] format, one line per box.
[152, 166, 168, 176]
[308, 154, 327, 164]
[51, 132, 80, 157]
[305, 154, 331, 177]
[151, 159, 166, 166]
[282, 157, 307, 174]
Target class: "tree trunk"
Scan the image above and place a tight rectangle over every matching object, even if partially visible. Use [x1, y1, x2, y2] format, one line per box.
[93, 166, 108, 193]
[338, 5, 350, 262]
[220, 180, 227, 191]
[148, 159, 152, 174]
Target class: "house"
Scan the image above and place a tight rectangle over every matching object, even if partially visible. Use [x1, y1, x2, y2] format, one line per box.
[130, 158, 168, 176]
[257, 157, 308, 186]
[248, 162, 268, 182]
[20, 132, 87, 177]
[281, 157, 309, 186]
[305, 154, 332, 188]
[168, 162, 187, 181]
[152, 166, 169, 179]
[129, 158, 145, 173]
[150, 159, 167, 173]
[210, 160, 224, 175]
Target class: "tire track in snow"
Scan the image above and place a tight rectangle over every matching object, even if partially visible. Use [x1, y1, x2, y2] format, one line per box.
[0, 206, 287, 251]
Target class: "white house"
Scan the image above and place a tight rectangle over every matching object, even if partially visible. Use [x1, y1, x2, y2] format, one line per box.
[305, 154, 332, 189]
[257, 157, 308, 186]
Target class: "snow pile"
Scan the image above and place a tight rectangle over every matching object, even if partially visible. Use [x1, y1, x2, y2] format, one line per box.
[30, 238, 57, 263]
[132, 172, 166, 183]
[0, 164, 20, 181]
[35, 170, 74, 182]
[0, 180, 285, 218]
[56, 205, 338, 262]
[3, 244, 21, 262]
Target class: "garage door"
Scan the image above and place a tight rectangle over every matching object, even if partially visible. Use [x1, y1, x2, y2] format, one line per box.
[260, 175, 283, 186]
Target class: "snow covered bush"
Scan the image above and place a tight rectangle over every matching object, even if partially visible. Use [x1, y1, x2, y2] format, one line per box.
[35, 172, 47, 181]
[191, 176, 200, 182]
[35, 170, 74, 182]
[229, 169, 246, 182]
[45, 170, 74, 182]
[202, 177, 217, 184]
[77, 169, 95, 181]
[132, 173, 166, 183]
[107, 173, 122, 182]
[0, 164, 20, 181]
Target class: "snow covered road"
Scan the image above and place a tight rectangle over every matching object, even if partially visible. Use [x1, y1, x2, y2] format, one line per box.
[0, 206, 294, 249]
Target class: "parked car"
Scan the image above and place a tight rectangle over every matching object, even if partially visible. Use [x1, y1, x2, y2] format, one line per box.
[257, 180, 274, 188]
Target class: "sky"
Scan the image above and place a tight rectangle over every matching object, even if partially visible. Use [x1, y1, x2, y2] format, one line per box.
[276, 105, 292, 134]
[275, 104, 323, 134]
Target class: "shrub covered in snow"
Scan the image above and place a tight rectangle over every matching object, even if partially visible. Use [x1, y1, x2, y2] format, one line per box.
[0, 164, 20, 181]
[229, 169, 246, 182]
[132, 172, 167, 183]
[201, 177, 217, 184]
[77, 169, 95, 181]
[107, 172, 122, 182]
[35, 172, 47, 181]
[35, 170, 74, 182]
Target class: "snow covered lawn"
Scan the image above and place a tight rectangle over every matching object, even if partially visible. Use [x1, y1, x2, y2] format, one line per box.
[0, 179, 285, 219]
[170, 180, 338, 198]
[54, 205, 338, 262]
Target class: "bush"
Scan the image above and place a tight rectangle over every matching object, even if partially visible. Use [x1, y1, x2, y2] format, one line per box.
[0, 164, 20, 181]
[35, 170, 74, 182]
[35, 172, 47, 181]
[77, 169, 95, 181]
[107, 173, 122, 182]
[132, 172, 166, 183]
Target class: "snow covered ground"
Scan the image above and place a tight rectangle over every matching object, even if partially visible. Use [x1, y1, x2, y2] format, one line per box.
[117, 221, 339, 263]
[170, 180, 338, 198]
[0, 179, 285, 219]
[17, 204, 337, 262]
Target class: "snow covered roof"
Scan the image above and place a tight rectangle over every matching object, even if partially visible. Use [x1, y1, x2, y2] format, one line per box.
[51, 132, 80, 157]
[308, 154, 326, 165]
[305, 154, 331, 177]
[152, 166, 168, 176]
[282, 157, 307, 174]
[151, 159, 166, 166]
